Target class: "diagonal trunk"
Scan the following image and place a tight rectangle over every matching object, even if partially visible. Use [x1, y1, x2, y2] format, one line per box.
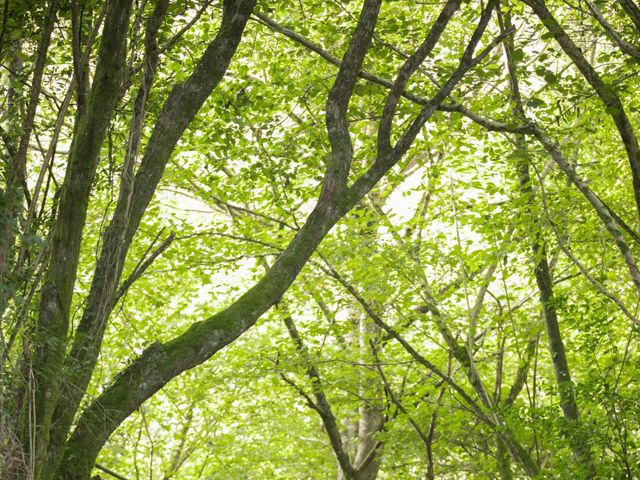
[56, 1, 384, 477]
[619, 0, 640, 32]
[522, 0, 640, 224]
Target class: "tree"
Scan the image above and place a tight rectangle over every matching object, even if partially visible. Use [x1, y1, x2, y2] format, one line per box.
[2, 0, 640, 479]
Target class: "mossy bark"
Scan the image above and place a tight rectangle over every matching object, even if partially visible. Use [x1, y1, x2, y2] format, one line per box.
[46, 1, 257, 475]
[55, 1, 383, 476]
[25, 1, 133, 478]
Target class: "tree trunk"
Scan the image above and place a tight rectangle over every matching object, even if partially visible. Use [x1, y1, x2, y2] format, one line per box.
[25, 1, 133, 477]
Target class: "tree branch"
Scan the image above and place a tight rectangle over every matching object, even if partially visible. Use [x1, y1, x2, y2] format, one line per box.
[585, 0, 640, 62]
[280, 306, 359, 479]
[523, 0, 640, 223]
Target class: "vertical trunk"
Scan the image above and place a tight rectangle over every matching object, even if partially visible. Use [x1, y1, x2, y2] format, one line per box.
[0, 0, 57, 320]
[496, 437, 513, 480]
[335, 316, 384, 480]
[336, 314, 361, 480]
[0, 44, 23, 322]
[56, 1, 383, 475]
[52, 5, 258, 454]
[500, 6, 594, 474]
[24, 1, 133, 478]
[351, 317, 383, 480]
[516, 159, 594, 478]
[494, 337, 513, 480]
[45, 0, 168, 473]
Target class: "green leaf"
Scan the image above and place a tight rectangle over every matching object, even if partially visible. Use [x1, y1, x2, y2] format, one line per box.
[512, 48, 525, 62]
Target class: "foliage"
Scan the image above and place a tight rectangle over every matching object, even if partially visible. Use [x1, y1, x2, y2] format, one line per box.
[1, 0, 640, 479]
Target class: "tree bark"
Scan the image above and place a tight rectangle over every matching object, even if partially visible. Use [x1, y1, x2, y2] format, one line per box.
[522, 0, 640, 224]
[351, 318, 384, 480]
[517, 158, 594, 477]
[619, 0, 640, 32]
[26, 1, 133, 477]
[501, 10, 594, 473]
[44, 0, 170, 474]
[56, 1, 383, 477]
[0, 0, 58, 319]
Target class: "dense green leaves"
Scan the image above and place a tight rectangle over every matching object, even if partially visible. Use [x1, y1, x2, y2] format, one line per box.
[2, 0, 640, 478]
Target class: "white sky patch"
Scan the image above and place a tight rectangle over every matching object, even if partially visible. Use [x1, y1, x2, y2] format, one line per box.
[384, 166, 425, 225]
